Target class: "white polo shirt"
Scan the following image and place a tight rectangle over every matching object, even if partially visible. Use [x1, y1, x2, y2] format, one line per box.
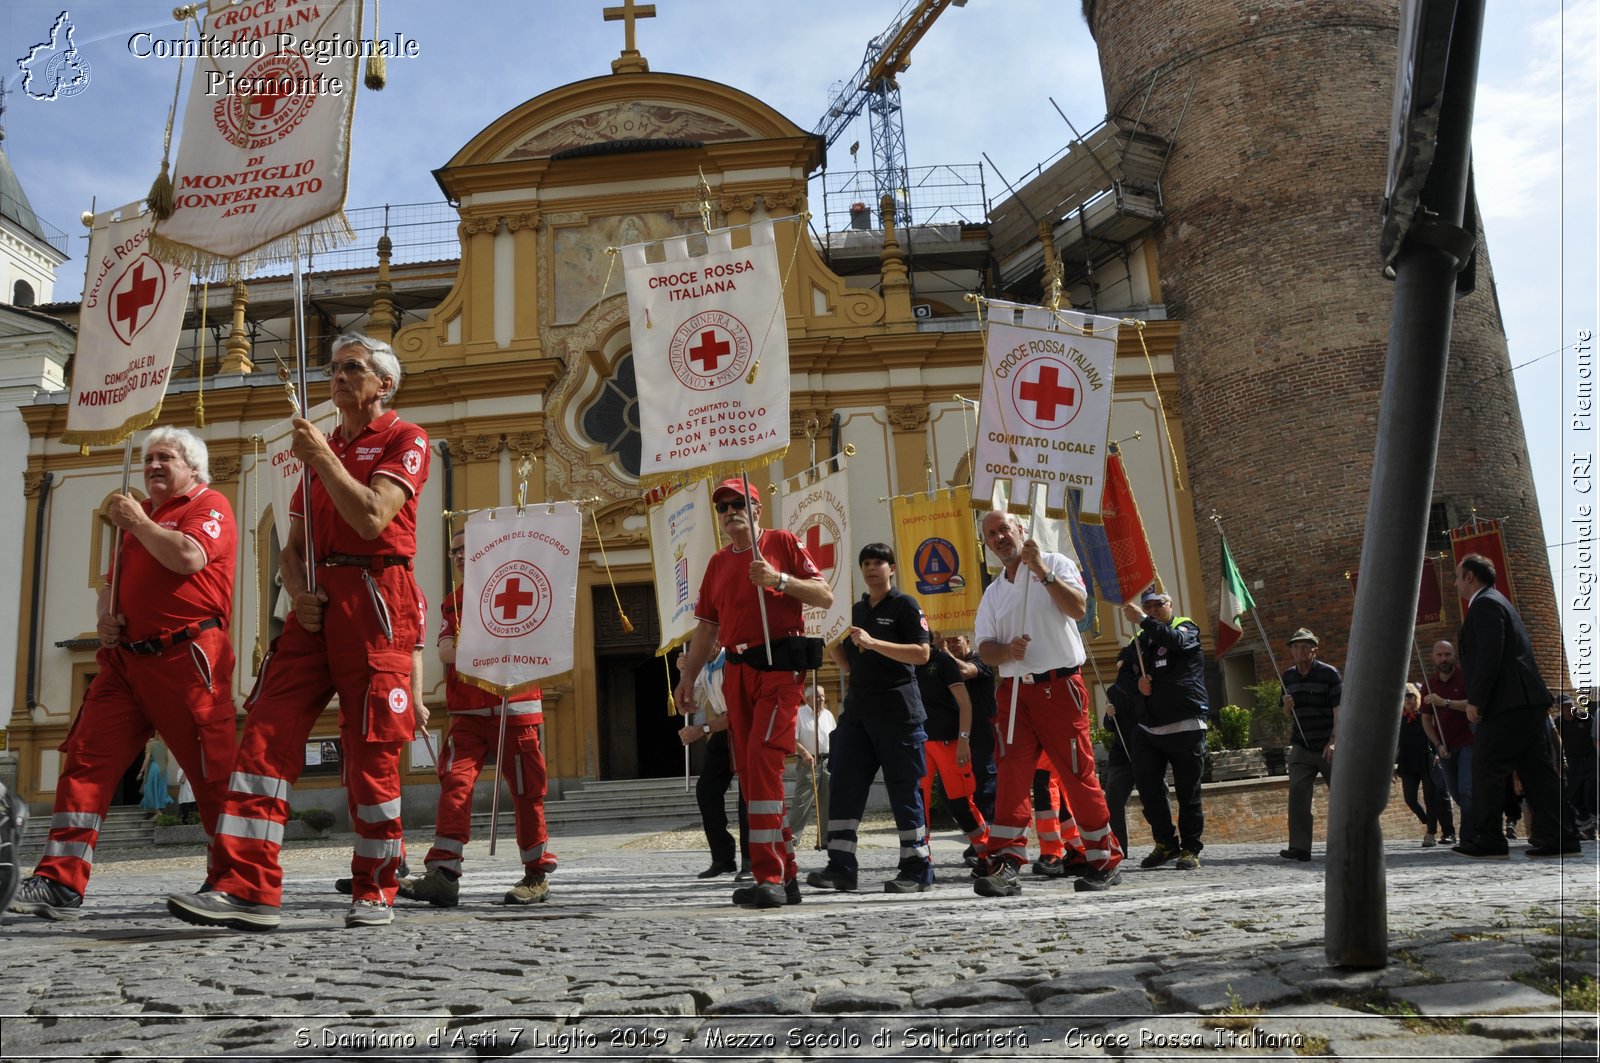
[974, 551, 1087, 677]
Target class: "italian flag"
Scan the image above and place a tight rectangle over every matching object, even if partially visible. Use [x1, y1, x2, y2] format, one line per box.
[1217, 533, 1255, 655]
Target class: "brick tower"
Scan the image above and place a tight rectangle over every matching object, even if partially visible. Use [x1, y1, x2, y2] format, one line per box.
[1081, 0, 1564, 685]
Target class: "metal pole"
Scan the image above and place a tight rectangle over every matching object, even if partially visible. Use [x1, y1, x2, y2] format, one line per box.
[1004, 489, 1042, 744]
[741, 468, 774, 665]
[107, 436, 134, 617]
[290, 243, 318, 595]
[1326, 0, 1484, 969]
[488, 693, 510, 855]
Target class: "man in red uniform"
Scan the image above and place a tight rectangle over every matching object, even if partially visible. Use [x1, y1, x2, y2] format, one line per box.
[673, 478, 832, 907]
[168, 333, 429, 931]
[397, 529, 557, 907]
[10, 427, 237, 920]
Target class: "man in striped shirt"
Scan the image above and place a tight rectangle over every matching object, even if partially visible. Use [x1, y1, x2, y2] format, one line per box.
[1279, 628, 1341, 861]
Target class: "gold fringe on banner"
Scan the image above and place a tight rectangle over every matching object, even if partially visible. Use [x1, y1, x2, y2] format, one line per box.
[638, 448, 788, 497]
[149, 212, 357, 284]
[60, 403, 167, 450]
[454, 671, 567, 703]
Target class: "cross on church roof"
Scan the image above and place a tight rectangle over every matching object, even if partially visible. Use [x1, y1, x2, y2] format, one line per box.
[603, 0, 656, 74]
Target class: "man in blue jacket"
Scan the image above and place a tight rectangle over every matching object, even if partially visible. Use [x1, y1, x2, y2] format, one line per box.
[1121, 588, 1209, 870]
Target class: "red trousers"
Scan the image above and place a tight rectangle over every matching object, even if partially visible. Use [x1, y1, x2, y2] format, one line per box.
[984, 673, 1123, 871]
[722, 661, 800, 885]
[36, 633, 236, 895]
[423, 714, 555, 876]
[212, 566, 419, 906]
[920, 740, 989, 850]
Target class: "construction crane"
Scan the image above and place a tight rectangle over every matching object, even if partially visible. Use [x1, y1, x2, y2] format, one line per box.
[815, 0, 966, 226]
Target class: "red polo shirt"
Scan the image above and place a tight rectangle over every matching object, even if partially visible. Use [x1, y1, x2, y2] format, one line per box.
[1421, 668, 1473, 748]
[290, 410, 429, 557]
[440, 587, 541, 716]
[115, 483, 237, 641]
[694, 528, 821, 649]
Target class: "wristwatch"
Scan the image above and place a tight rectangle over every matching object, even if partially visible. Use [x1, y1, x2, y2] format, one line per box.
[1040, 571, 1057, 586]
[777, 572, 790, 593]
[958, 731, 970, 739]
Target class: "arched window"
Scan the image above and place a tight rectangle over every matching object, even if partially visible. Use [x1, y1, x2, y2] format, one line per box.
[578, 351, 641, 478]
[12, 279, 35, 308]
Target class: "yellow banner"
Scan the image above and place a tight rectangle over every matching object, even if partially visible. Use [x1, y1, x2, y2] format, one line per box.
[890, 488, 984, 636]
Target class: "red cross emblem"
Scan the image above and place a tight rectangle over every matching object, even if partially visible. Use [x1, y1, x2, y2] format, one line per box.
[802, 522, 836, 578]
[687, 329, 732, 373]
[479, 560, 553, 638]
[1012, 357, 1084, 429]
[107, 254, 167, 346]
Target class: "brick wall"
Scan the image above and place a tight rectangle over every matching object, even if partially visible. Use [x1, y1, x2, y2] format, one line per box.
[1082, 0, 1566, 688]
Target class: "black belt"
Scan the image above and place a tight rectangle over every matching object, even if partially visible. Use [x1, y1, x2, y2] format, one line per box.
[121, 617, 223, 656]
[319, 553, 411, 570]
[1020, 665, 1080, 685]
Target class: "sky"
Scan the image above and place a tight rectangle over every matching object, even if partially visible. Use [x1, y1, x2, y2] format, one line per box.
[2, 0, 1595, 676]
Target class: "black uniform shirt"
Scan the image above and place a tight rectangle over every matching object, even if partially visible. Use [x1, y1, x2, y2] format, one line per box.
[842, 587, 929, 724]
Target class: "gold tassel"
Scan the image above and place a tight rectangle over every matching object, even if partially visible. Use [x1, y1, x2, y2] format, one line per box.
[364, 0, 387, 89]
[591, 508, 633, 633]
[147, 160, 174, 221]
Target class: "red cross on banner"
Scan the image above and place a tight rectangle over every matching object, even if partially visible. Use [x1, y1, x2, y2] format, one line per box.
[114, 262, 160, 337]
[494, 577, 535, 621]
[803, 522, 837, 577]
[1018, 365, 1077, 421]
[688, 329, 732, 373]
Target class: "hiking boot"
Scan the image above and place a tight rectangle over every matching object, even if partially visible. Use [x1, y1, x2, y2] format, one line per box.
[1174, 850, 1201, 871]
[1140, 842, 1179, 869]
[1073, 866, 1123, 892]
[805, 866, 858, 892]
[973, 861, 1022, 898]
[1422, 832, 1437, 848]
[345, 899, 393, 927]
[8, 876, 83, 921]
[1031, 854, 1065, 877]
[167, 891, 280, 931]
[504, 872, 550, 905]
[883, 876, 930, 894]
[1058, 851, 1094, 877]
[734, 879, 800, 907]
[397, 867, 459, 908]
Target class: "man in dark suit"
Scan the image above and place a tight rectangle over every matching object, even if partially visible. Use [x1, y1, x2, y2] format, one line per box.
[1453, 554, 1581, 858]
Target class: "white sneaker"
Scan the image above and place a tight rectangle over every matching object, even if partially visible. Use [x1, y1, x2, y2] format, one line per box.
[345, 899, 393, 927]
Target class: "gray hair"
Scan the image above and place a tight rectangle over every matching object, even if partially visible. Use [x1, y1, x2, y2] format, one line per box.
[331, 331, 401, 404]
[143, 426, 210, 483]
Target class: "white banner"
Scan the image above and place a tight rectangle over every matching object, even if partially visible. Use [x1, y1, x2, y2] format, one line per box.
[456, 505, 582, 695]
[623, 221, 790, 488]
[260, 400, 337, 548]
[62, 206, 189, 447]
[150, 0, 362, 274]
[973, 303, 1118, 517]
[648, 480, 718, 655]
[785, 466, 852, 647]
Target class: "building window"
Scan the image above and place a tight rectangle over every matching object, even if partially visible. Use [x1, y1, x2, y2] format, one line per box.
[579, 352, 641, 478]
[12, 279, 34, 307]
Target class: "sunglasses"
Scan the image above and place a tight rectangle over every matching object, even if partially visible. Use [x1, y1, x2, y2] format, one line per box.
[714, 497, 748, 513]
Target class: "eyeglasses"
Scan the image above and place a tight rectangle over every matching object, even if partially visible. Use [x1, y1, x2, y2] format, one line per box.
[714, 497, 747, 513]
[327, 359, 374, 378]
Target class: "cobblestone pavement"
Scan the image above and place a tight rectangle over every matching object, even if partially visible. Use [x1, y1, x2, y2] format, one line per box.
[1, 825, 1595, 1060]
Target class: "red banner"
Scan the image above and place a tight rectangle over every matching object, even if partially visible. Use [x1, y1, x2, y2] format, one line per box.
[1450, 518, 1514, 611]
[1346, 556, 1445, 626]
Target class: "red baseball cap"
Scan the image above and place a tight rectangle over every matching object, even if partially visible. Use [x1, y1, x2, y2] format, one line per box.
[712, 477, 754, 501]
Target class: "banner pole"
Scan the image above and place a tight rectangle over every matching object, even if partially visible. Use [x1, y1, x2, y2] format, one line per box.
[290, 241, 317, 595]
[742, 467, 774, 665]
[488, 693, 509, 855]
[108, 435, 135, 617]
[1005, 485, 1042, 745]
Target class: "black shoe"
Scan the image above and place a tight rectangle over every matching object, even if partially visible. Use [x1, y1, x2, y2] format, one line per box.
[733, 879, 800, 907]
[962, 844, 980, 868]
[1031, 854, 1065, 878]
[1505, 825, 1518, 840]
[1451, 842, 1509, 859]
[1440, 833, 1457, 845]
[974, 861, 1021, 898]
[1278, 848, 1311, 862]
[805, 866, 858, 892]
[1057, 851, 1094, 878]
[8, 876, 83, 921]
[1073, 866, 1123, 892]
[1526, 842, 1584, 857]
[883, 876, 930, 894]
[697, 859, 738, 880]
[334, 877, 353, 895]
